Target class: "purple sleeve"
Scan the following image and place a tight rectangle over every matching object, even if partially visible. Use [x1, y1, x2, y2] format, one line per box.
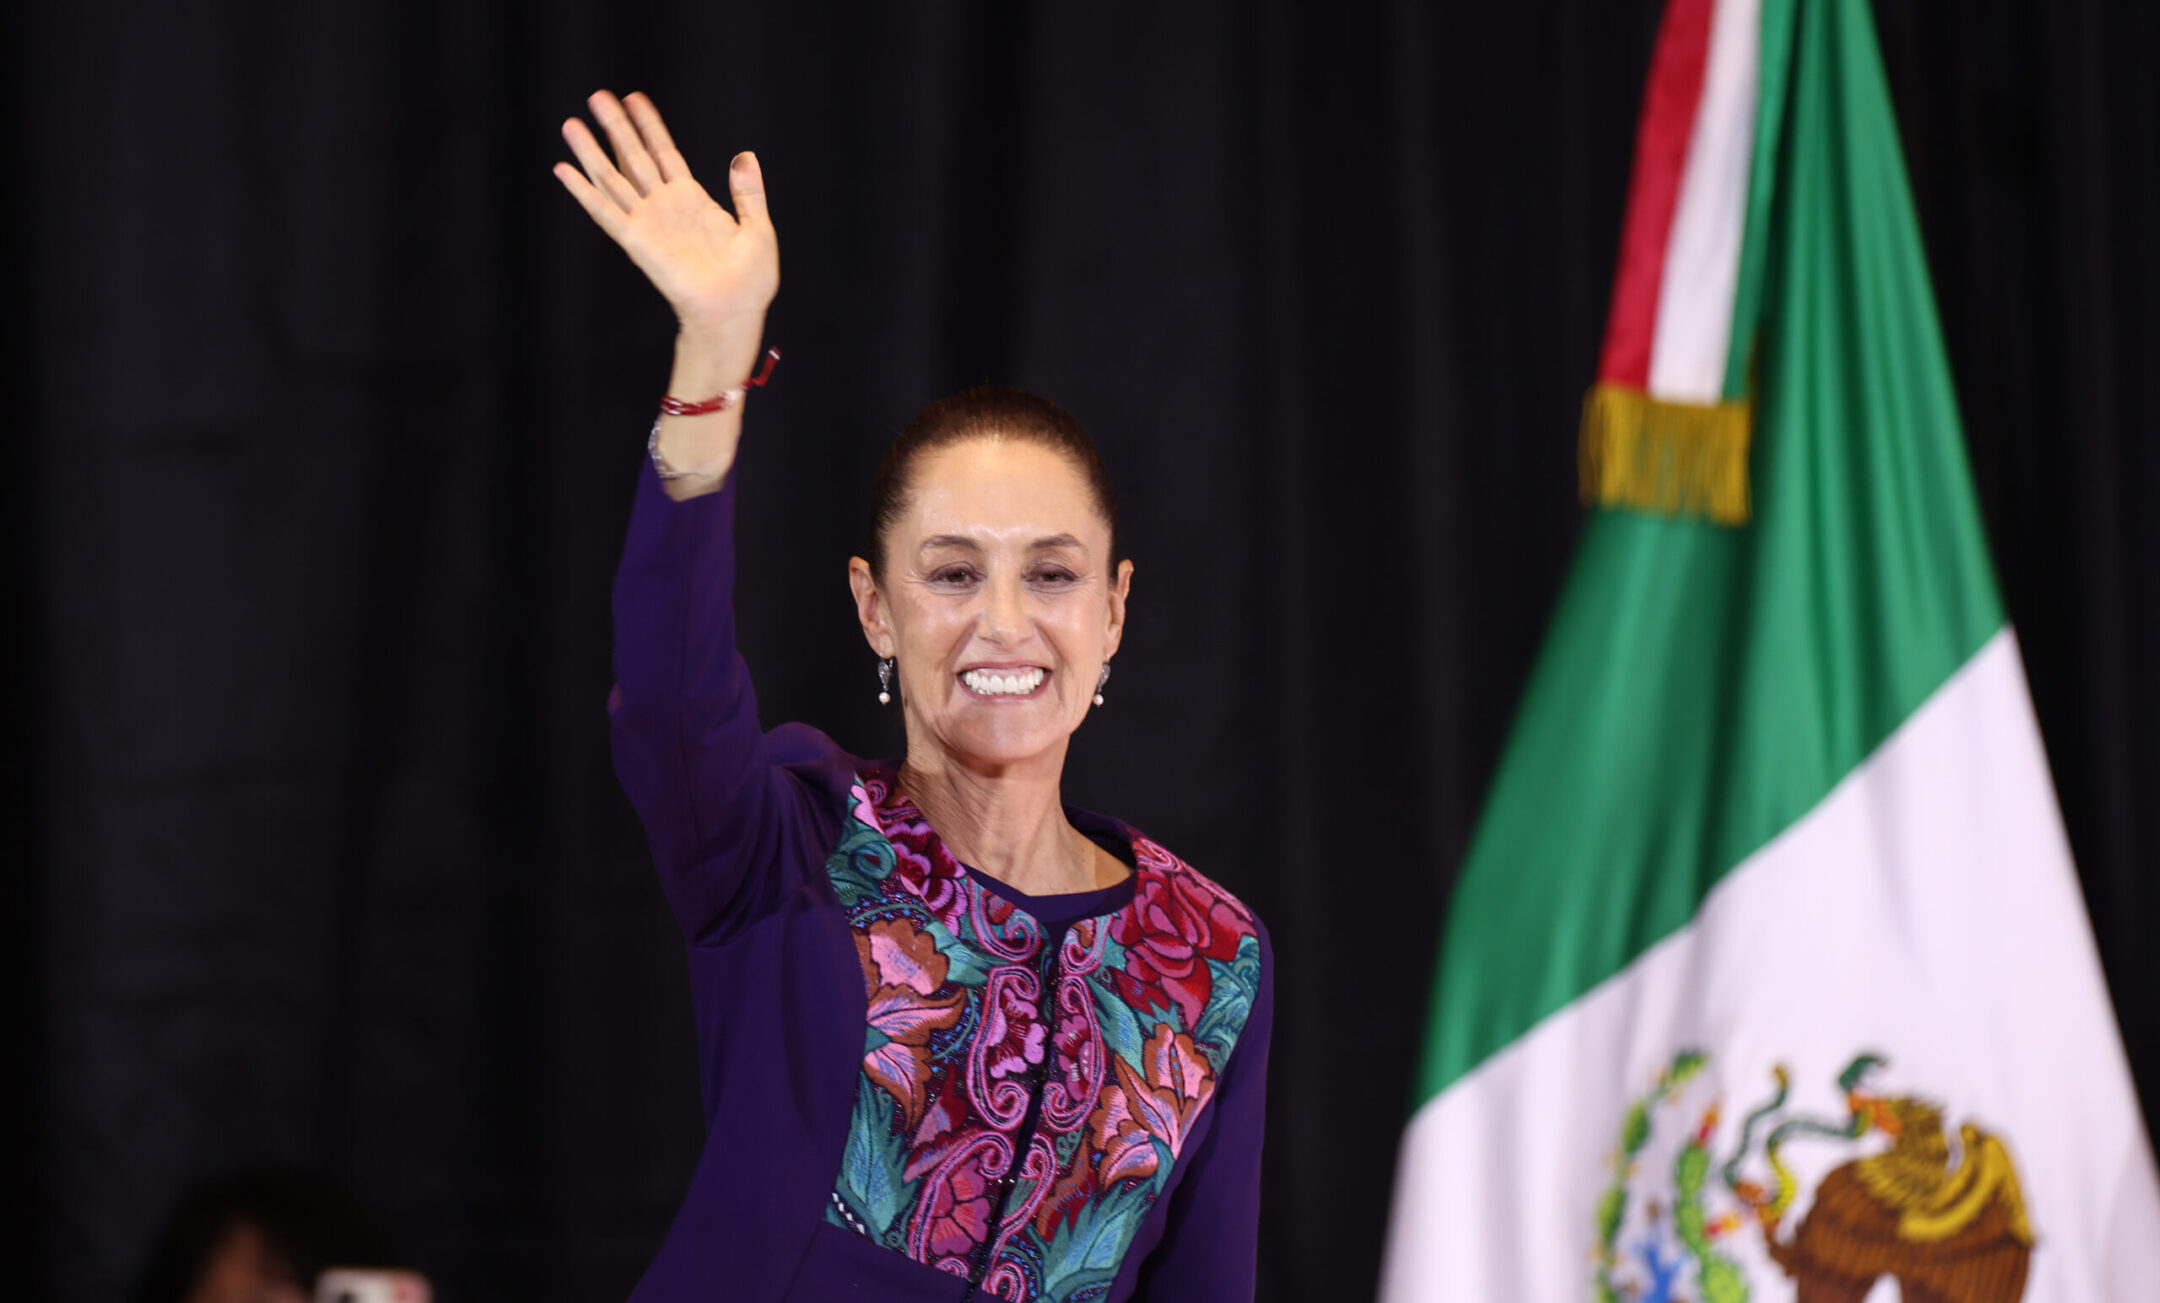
[607, 459, 841, 941]
[1130, 922, 1276, 1302]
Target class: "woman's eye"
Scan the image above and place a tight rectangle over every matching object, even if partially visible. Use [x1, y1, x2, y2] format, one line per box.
[1030, 569, 1077, 585]
[932, 567, 979, 585]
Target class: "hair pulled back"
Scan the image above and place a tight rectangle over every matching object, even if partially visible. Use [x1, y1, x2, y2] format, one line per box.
[867, 385, 1120, 577]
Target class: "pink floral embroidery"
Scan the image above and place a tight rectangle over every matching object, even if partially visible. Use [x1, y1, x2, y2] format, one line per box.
[966, 885, 1041, 960]
[899, 868, 969, 931]
[855, 920, 964, 1130]
[1038, 979, 1106, 1134]
[1123, 1025, 1214, 1156]
[1083, 1026, 1216, 1192]
[967, 967, 1043, 1128]
[905, 1131, 1016, 1271]
[1059, 915, 1107, 975]
[1084, 1078, 1161, 1188]
[981, 972, 1047, 1080]
[1052, 1010, 1096, 1101]
[860, 918, 947, 997]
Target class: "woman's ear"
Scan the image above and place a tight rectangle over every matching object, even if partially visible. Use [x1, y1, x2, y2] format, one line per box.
[1103, 558, 1134, 659]
[848, 557, 895, 658]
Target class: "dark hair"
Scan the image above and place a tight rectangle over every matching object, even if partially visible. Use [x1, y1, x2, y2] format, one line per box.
[867, 386, 1120, 576]
[133, 1166, 392, 1303]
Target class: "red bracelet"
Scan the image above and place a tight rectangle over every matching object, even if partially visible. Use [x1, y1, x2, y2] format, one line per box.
[658, 347, 781, 416]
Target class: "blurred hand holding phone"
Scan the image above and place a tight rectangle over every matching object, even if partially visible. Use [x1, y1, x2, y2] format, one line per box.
[314, 1269, 431, 1303]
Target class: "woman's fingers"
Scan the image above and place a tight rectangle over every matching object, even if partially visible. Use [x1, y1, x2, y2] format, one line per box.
[562, 116, 639, 212]
[727, 151, 770, 228]
[623, 93, 688, 185]
[588, 91, 662, 196]
[552, 162, 629, 240]
[553, 90, 775, 322]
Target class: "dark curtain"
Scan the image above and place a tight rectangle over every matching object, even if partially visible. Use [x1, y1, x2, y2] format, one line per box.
[18, 2, 2156, 1300]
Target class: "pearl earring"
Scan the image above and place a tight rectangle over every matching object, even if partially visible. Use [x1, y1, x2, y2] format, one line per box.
[1094, 662, 1111, 707]
[877, 658, 894, 705]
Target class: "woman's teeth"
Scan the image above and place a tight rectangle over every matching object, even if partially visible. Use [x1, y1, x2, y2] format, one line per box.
[962, 667, 1046, 696]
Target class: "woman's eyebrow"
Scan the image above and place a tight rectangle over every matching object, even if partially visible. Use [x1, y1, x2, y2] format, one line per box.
[916, 533, 1087, 553]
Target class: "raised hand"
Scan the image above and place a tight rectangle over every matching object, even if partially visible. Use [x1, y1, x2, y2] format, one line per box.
[554, 90, 778, 489]
[555, 90, 778, 346]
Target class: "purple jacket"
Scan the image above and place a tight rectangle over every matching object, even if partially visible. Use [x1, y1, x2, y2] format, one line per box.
[607, 461, 1273, 1302]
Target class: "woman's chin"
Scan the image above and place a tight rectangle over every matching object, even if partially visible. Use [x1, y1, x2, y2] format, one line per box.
[924, 704, 1078, 769]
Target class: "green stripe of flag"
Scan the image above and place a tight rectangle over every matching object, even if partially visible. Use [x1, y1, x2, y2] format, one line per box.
[1415, 0, 2004, 1106]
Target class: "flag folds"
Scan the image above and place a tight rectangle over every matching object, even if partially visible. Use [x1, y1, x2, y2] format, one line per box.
[1379, 0, 2160, 1299]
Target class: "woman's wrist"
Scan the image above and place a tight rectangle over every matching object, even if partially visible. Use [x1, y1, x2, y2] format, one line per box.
[652, 318, 767, 498]
[673, 313, 767, 378]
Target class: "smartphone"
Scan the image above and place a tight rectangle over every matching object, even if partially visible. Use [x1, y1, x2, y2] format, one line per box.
[314, 1269, 432, 1303]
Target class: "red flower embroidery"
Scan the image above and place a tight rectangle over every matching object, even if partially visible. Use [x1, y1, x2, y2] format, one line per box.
[921, 1154, 996, 1260]
[886, 826, 970, 930]
[1109, 867, 1246, 1029]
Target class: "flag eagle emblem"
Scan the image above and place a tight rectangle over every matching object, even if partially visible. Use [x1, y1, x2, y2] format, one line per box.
[1598, 1050, 2034, 1303]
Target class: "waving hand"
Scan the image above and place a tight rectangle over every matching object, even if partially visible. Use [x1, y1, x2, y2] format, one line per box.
[555, 90, 778, 339]
[555, 91, 778, 487]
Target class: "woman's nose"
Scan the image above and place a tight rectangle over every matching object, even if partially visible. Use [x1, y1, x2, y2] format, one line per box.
[978, 572, 1026, 642]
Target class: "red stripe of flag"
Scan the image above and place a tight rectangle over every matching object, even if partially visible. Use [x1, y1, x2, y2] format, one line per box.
[1596, 0, 1719, 388]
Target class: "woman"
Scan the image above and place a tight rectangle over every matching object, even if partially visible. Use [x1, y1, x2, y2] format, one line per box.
[555, 90, 1273, 1303]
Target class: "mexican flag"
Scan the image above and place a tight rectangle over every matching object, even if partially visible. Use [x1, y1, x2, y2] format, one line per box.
[1376, 0, 2160, 1299]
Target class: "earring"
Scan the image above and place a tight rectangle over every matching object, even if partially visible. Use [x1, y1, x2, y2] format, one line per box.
[877, 658, 894, 705]
[1094, 662, 1111, 707]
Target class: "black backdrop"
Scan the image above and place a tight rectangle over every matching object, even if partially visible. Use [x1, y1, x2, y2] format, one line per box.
[18, 2, 2158, 1301]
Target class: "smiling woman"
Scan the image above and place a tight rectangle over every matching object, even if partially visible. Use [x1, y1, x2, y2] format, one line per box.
[554, 90, 1273, 1303]
[848, 400, 1134, 884]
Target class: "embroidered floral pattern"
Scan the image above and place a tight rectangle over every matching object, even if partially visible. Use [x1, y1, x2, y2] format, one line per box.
[857, 920, 965, 1131]
[1107, 867, 1249, 1030]
[822, 767, 1262, 1302]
